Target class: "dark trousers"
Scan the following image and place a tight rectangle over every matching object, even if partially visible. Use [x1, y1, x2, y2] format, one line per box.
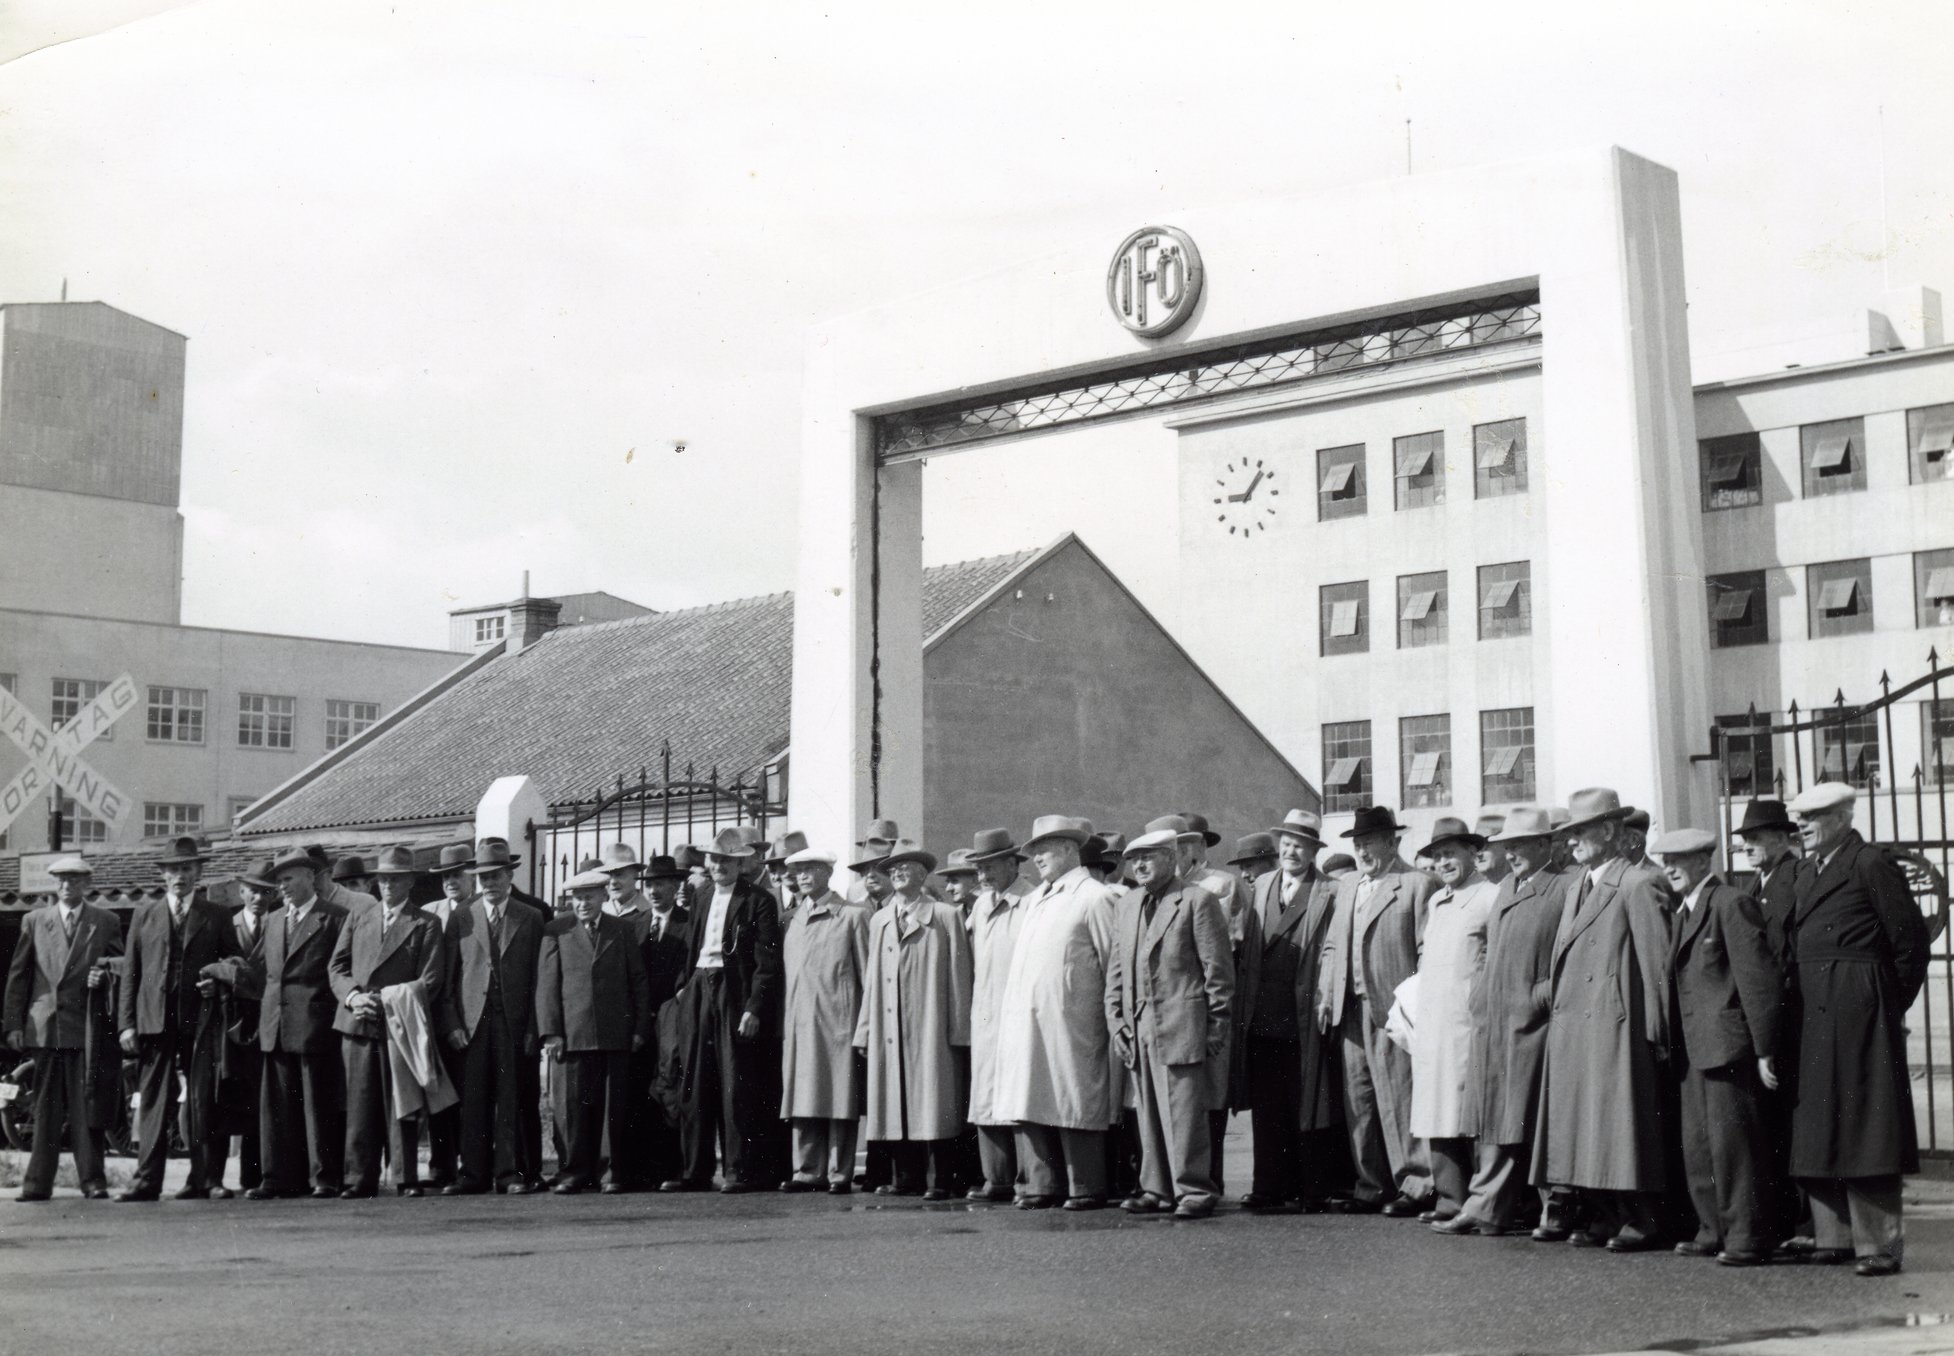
[342, 1034, 420, 1193]
[261, 1048, 345, 1194]
[22, 1048, 104, 1196]
[459, 1010, 541, 1188]
[561, 1050, 631, 1187]
[230, 1127, 262, 1192]
[1208, 1109, 1229, 1194]
[882, 1139, 956, 1193]
[677, 970, 778, 1187]
[1679, 1058, 1771, 1254]
[426, 1036, 462, 1186]
[133, 1028, 223, 1194]
[1248, 1036, 1304, 1201]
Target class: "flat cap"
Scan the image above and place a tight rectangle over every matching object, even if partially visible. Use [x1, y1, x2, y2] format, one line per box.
[565, 868, 612, 891]
[45, 854, 93, 877]
[1125, 828, 1181, 854]
[1650, 828, 1717, 857]
[1789, 781, 1856, 814]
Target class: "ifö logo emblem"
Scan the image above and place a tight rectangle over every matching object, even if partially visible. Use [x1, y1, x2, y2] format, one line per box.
[1106, 226, 1203, 338]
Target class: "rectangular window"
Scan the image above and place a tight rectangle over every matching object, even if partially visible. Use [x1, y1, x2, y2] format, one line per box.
[1807, 558, 1874, 639]
[1480, 707, 1536, 804]
[1924, 699, 1954, 789]
[237, 692, 296, 749]
[1477, 560, 1532, 640]
[55, 793, 108, 846]
[1700, 431, 1764, 510]
[1321, 720, 1373, 815]
[1716, 713, 1777, 798]
[1909, 403, 1954, 485]
[474, 615, 506, 644]
[51, 678, 112, 742]
[1399, 714, 1452, 809]
[1915, 548, 1954, 629]
[325, 699, 380, 750]
[1708, 570, 1769, 648]
[1473, 418, 1528, 499]
[1319, 580, 1369, 657]
[1316, 444, 1367, 521]
[145, 685, 206, 744]
[228, 795, 258, 825]
[1814, 709, 1880, 790]
[142, 802, 203, 838]
[1393, 431, 1444, 509]
[1397, 570, 1448, 649]
[1800, 416, 1867, 498]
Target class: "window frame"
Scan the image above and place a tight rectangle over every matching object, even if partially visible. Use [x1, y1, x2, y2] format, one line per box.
[51, 677, 112, 743]
[1924, 699, 1954, 789]
[1316, 443, 1367, 521]
[1914, 548, 1954, 630]
[1715, 712, 1777, 798]
[55, 792, 109, 846]
[1321, 720, 1373, 815]
[1479, 707, 1537, 805]
[1319, 580, 1370, 657]
[324, 698, 380, 751]
[1399, 713, 1452, 809]
[1472, 417, 1528, 500]
[142, 801, 204, 839]
[1392, 431, 1445, 510]
[1799, 416, 1867, 498]
[1396, 569, 1449, 649]
[237, 691, 298, 750]
[1476, 560, 1532, 640]
[145, 685, 207, 745]
[1907, 403, 1954, 485]
[474, 615, 506, 644]
[1813, 709, 1880, 790]
[1708, 570, 1770, 648]
[1806, 558, 1874, 639]
[1700, 431, 1764, 510]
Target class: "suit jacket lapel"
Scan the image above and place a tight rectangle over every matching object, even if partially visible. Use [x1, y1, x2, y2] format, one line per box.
[1674, 884, 1713, 957]
[1143, 888, 1182, 955]
[1270, 871, 1316, 939]
[60, 914, 96, 978]
[1357, 874, 1398, 944]
[288, 906, 323, 960]
[592, 916, 613, 964]
[374, 909, 414, 969]
[1794, 838, 1854, 925]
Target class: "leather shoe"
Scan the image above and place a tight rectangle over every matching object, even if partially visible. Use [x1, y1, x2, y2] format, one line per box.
[1016, 1194, 1059, 1211]
[1719, 1250, 1765, 1267]
[339, 1187, 376, 1200]
[1807, 1248, 1854, 1265]
[15, 1191, 50, 1203]
[778, 1179, 818, 1194]
[1432, 1215, 1481, 1236]
[1606, 1226, 1660, 1253]
[921, 1188, 954, 1202]
[552, 1179, 587, 1195]
[1238, 1192, 1283, 1210]
[719, 1181, 758, 1195]
[1172, 1201, 1214, 1220]
[1418, 1209, 1455, 1224]
[82, 1186, 111, 1200]
[659, 1179, 708, 1193]
[966, 1186, 1012, 1203]
[1531, 1223, 1570, 1242]
[1061, 1195, 1104, 1212]
[173, 1185, 211, 1201]
[443, 1180, 489, 1196]
[1567, 1229, 1608, 1248]
[1121, 1193, 1166, 1215]
[397, 1186, 425, 1199]
[1674, 1239, 1721, 1257]
[827, 1182, 852, 1196]
[1854, 1254, 1902, 1277]
[599, 1182, 627, 1195]
[1380, 1195, 1427, 1218]
[1328, 1196, 1383, 1215]
[115, 1189, 161, 1203]
[208, 1186, 235, 1200]
[505, 1180, 541, 1196]
[244, 1187, 282, 1201]
[309, 1186, 338, 1200]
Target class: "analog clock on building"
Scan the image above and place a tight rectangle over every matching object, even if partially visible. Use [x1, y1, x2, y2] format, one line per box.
[1212, 457, 1279, 537]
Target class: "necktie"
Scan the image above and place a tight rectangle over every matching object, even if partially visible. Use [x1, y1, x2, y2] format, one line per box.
[488, 907, 502, 948]
[62, 909, 76, 940]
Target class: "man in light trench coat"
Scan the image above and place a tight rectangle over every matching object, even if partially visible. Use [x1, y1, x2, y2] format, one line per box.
[778, 849, 870, 1194]
[964, 828, 1030, 1202]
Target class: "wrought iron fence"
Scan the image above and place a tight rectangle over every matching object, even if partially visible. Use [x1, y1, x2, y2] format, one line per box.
[1710, 648, 1954, 1153]
[529, 744, 786, 906]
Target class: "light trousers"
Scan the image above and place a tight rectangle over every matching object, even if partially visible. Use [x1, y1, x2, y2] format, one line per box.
[1802, 1175, 1903, 1260]
[790, 1117, 858, 1185]
[1015, 1123, 1106, 1200]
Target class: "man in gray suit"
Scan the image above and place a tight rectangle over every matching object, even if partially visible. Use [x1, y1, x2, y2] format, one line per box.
[1105, 829, 1233, 1219]
[1317, 805, 1434, 1215]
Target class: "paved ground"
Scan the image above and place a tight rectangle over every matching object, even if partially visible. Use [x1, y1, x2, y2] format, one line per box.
[5, 1163, 1954, 1356]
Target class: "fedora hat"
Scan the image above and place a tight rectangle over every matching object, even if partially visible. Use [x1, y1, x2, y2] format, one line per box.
[1473, 812, 1506, 840]
[235, 858, 279, 891]
[304, 844, 333, 870]
[1321, 853, 1356, 875]
[428, 843, 474, 874]
[938, 848, 978, 878]
[1490, 806, 1555, 844]
[1270, 809, 1323, 843]
[1340, 806, 1405, 839]
[1736, 799, 1795, 836]
[1623, 809, 1651, 834]
[269, 849, 315, 879]
[332, 855, 370, 883]
[1023, 814, 1092, 852]
[734, 824, 767, 850]
[673, 844, 706, 871]
[476, 837, 523, 867]
[575, 856, 603, 874]
[1547, 807, 1571, 830]
[1561, 787, 1633, 833]
[705, 827, 753, 860]
[156, 835, 208, 866]
[766, 830, 809, 866]
[1651, 827, 1716, 857]
[1144, 814, 1198, 842]
[642, 853, 687, 881]
[46, 854, 93, 878]
[599, 843, 643, 874]
[881, 839, 938, 874]
[856, 818, 900, 848]
[968, 828, 1026, 864]
[373, 845, 418, 876]
[1175, 811, 1221, 847]
[1228, 832, 1278, 866]
[468, 840, 522, 874]
[1423, 816, 1487, 854]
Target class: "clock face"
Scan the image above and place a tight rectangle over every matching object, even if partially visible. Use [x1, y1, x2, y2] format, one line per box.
[1211, 456, 1279, 538]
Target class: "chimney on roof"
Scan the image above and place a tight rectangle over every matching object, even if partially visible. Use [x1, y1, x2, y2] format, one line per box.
[1868, 285, 1944, 354]
[508, 595, 562, 653]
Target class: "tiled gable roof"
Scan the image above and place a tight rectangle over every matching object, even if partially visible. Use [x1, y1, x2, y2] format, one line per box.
[240, 548, 1040, 835]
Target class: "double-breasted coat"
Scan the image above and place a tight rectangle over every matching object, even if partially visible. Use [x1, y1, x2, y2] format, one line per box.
[1409, 875, 1498, 1139]
[1104, 881, 1234, 1072]
[966, 887, 1026, 1127]
[856, 897, 973, 1141]
[1241, 866, 1341, 1130]
[1786, 832, 1926, 1179]
[992, 866, 1118, 1130]
[118, 898, 239, 1037]
[4, 902, 123, 1050]
[256, 901, 350, 1055]
[536, 913, 653, 1053]
[328, 902, 447, 1040]
[1672, 877, 1781, 1071]
[780, 891, 870, 1120]
[1464, 864, 1569, 1146]
[1317, 862, 1433, 1030]
[1533, 857, 1674, 1191]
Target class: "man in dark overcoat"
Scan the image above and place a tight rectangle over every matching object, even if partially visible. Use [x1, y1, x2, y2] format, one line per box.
[1654, 828, 1781, 1265]
[116, 836, 240, 1201]
[1785, 782, 1928, 1276]
[1735, 798, 1806, 1244]
[1436, 806, 1569, 1237]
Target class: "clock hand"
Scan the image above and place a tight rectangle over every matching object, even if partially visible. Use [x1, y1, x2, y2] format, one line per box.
[1228, 470, 1266, 504]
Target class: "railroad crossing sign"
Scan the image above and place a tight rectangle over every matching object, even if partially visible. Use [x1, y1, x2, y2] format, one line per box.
[0, 674, 138, 835]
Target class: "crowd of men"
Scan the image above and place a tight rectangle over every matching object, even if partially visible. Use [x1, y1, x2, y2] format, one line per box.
[0, 780, 1927, 1277]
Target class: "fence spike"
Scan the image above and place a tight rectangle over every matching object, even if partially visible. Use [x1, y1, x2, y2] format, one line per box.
[1879, 670, 1891, 690]
[1932, 646, 1942, 668]
[1914, 764, 1925, 787]
[1788, 699, 1800, 716]
[1833, 689, 1846, 708]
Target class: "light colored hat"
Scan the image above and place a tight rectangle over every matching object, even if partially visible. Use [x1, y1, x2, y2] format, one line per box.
[1651, 828, 1717, 857]
[733, 824, 767, 850]
[880, 839, 938, 874]
[1547, 807, 1571, 829]
[1561, 787, 1634, 833]
[784, 848, 837, 868]
[1125, 828, 1181, 855]
[428, 843, 475, 874]
[46, 855, 93, 877]
[372, 845, 418, 875]
[1023, 814, 1092, 851]
[1489, 806, 1555, 843]
[856, 818, 900, 848]
[937, 848, 979, 877]
[1789, 781, 1856, 815]
[766, 830, 809, 865]
[600, 843, 642, 874]
[1423, 816, 1487, 853]
[565, 868, 611, 892]
[1269, 809, 1323, 843]
[705, 827, 753, 860]
[1144, 814, 1200, 842]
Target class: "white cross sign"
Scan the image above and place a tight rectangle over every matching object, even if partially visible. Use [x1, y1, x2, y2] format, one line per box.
[0, 674, 139, 835]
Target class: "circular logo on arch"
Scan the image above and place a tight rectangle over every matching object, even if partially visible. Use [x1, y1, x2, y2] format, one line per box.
[1106, 225, 1203, 338]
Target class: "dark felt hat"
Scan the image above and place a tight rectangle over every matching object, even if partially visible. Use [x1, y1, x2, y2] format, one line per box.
[1340, 806, 1405, 839]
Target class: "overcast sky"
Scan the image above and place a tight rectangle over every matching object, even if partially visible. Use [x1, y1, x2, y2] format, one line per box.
[2, 1, 1948, 649]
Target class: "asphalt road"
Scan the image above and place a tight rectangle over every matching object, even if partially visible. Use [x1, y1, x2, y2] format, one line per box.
[4, 1183, 1954, 1356]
